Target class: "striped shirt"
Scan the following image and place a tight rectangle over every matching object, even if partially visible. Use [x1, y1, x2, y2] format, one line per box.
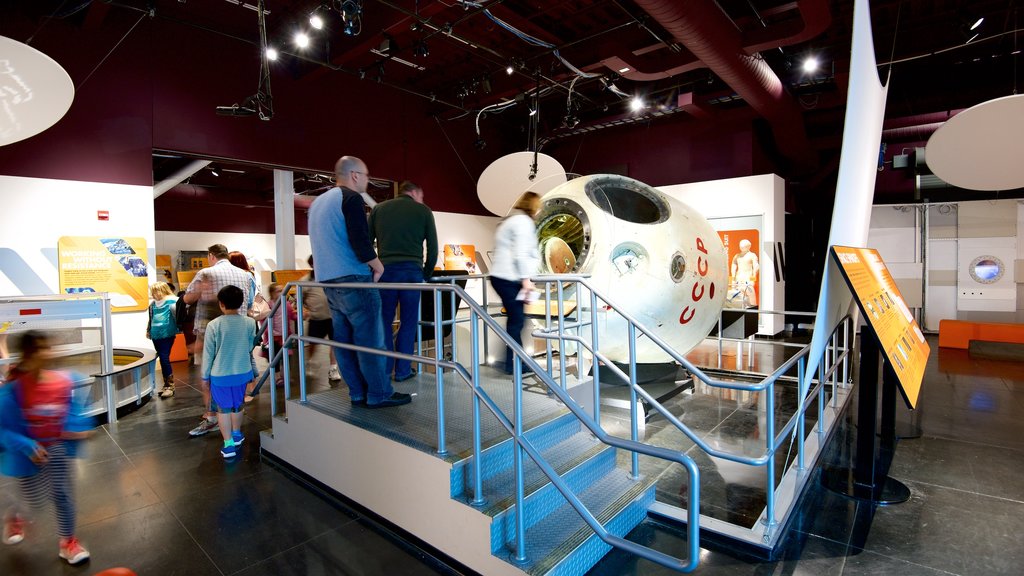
[201, 313, 258, 384]
[185, 260, 255, 332]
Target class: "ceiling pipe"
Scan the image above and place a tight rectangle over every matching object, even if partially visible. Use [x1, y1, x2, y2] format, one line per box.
[632, 0, 819, 171]
[153, 159, 211, 199]
[595, 0, 829, 84]
[881, 122, 946, 142]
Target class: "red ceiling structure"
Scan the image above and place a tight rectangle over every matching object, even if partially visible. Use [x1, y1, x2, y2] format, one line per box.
[1, 0, 1021, 234]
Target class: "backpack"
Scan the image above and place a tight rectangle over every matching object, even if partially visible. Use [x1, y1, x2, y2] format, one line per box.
[149, 299, 179, 340]
[175, 290, 195, 331]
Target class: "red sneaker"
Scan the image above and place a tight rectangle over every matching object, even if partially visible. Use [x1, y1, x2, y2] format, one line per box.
[2, 515, 25, 545]
[59, 536, 90, 564]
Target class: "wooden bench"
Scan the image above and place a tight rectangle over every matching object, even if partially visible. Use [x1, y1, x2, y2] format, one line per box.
[938, 319, 1024, 349]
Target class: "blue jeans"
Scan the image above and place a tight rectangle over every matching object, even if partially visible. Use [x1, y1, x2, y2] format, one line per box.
[379, 262, 423, 379]
[323, 275, 394, 403]
[152, 337, 175, 381]
[490, 276, 526, 373]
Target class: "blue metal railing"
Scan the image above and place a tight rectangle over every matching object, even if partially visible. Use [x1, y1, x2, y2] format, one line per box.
[525, 275, 852, 536]
[257, 279, 701, 573]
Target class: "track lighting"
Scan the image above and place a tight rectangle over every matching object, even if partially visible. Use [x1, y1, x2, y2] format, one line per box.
[210, 165, 220, 177]
[294, 32, 310, 48]
[506, 64, 514, 75]
[265, 46, 278, 61]
[630, 97, 645, 112]
[802, 56, 819, 73]
[309, 14, 323, 30]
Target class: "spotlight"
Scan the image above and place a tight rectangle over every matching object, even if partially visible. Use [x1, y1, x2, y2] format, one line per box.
[529, 107, 538, 116]
[563, 114, 579, 129]
[265, 46, 278, 61]
[210, 165, 220, 177]
[474, 137, 487, 151]
[413, 40, 429, 57]
[309, 14, 324, 30]
[630, 96, 645, 112]
[506, 64, 514, 75]
[802, 56, 819, 73]
[295, 32, 310, 48]
[970, 17, 984, 30]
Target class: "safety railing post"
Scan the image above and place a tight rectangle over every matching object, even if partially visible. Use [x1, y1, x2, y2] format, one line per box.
[763, 378, 777, 535]
[267, 311, 277, 411]
[450, 287, 458, 364]
[797, 357, 806, 472]
[590, 284, 600, 422]
[544, 280, 554, 378]
[416, 283, 423, 374]
[279, 295, 291, 402]
[717, 312, 723, 369]
[513, 355, 527, 564]
[470, 308, 484, 506]
[434, 289, 446, 456]
[628, 323, 639, 479]
[296, 285, 307, 403]
[557, 280, 567, 389]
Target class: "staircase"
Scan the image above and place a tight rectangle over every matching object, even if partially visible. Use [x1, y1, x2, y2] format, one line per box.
[260, 371, 667, 576]
[452, 412, 657, 575]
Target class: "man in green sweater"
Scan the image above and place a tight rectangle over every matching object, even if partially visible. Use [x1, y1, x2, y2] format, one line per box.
[368, 181, 439, 382]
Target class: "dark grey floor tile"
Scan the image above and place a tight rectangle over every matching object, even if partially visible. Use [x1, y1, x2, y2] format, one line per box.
[231, 518, 456, 576]
[125, 419, 266, 502]
[842, 549, 960, 576]
[80, 427, 127, 464]
[166, 467, 358, 575]
[75, 455, 162, 526]
[889, 436, 1024, 501]
[858, 479, 1024, 576]
[0, 503, 220, 576]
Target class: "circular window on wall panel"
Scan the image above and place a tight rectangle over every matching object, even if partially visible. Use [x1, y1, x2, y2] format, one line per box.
[969, 255, 1004, 284]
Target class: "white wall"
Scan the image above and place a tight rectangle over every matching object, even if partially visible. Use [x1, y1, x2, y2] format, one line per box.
[659, 174, 787, 334]
[0, 175, 155, 348]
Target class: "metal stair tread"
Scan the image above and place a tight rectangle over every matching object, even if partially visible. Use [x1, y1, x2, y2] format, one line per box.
[498, 467, 656, 574]
[462, 430, 611, 517]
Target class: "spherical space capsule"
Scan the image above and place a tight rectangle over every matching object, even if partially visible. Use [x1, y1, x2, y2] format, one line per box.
[536, 175, 727, 363]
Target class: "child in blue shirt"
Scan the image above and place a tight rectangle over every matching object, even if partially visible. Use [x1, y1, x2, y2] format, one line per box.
[202, 285, 258, 459]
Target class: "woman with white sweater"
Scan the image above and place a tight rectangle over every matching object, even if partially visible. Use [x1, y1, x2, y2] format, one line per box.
[489, 192, 542, 374]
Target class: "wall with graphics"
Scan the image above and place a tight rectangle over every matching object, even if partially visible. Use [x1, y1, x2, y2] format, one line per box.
[659, 174, 787, 335]
[0, 175, 155, 348]
[867, 199, 1023, 330]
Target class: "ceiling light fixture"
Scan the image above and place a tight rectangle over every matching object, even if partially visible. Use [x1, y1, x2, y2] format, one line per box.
[618, 66, 631, 73]
[265, 46, 278, 61]
[630, 96, 645, 112]
[970, 17, 984, 31]
[309, 14, 324, 30]
[210, 165, 220, 177]
[295, 32, 310, 48]
[506, 64, 514, 75]
[802, 56, 820, 73]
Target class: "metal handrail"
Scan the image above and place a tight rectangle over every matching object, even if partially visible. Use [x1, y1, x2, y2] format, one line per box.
[268, 279, 701, 573]
[524, 274, 851, 536]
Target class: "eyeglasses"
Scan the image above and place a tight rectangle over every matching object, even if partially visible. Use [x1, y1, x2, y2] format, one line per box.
[349, 170, 369, 179]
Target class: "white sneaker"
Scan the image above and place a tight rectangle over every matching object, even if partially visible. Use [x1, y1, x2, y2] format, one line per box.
[188, 417, 218, 437]
[328, 366, 341, 381]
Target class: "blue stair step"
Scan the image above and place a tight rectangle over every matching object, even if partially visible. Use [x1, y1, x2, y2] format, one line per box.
[450, 412, 582, 499]
[498, 467, 656, 576]
[487, 435, 616, 553]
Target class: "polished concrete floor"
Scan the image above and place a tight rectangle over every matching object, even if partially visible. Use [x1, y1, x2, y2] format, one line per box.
[2, 335, 1022, 575]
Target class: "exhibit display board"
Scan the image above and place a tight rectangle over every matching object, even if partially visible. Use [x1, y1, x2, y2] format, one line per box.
[719, 228, 760, 309]
[832, 246, 929, 408]
[58, 236, 149, 312]
[443, 244, 478, 274]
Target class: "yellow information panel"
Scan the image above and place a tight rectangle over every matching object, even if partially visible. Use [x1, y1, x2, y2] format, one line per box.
[831, 246, 930, 408]
[58, 236, 149, 312]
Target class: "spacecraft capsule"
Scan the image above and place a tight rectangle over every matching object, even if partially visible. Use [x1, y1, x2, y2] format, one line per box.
[535, 175, 727, 363]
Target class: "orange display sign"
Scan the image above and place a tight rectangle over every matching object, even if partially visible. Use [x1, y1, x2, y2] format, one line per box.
[443, 244, 478, 274]
[831, 246, 930, 408]
[271, 270, 309, 297]
[718, 229, 760, 309]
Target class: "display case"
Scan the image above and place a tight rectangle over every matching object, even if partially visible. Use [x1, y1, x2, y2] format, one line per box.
[0, 293, 155, 422]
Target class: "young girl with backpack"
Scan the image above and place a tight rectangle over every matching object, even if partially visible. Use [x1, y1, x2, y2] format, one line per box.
[147, 282, 179, 398]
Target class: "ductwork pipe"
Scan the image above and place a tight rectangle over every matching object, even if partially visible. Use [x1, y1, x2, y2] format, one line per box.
[633, 0, 818, 170]
[153, 159, 211, 198]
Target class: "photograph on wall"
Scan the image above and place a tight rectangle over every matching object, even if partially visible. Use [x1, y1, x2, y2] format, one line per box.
[58, 236, 149, 312]
[718, 229, 760, 309]
[443, 244, 478, 274]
